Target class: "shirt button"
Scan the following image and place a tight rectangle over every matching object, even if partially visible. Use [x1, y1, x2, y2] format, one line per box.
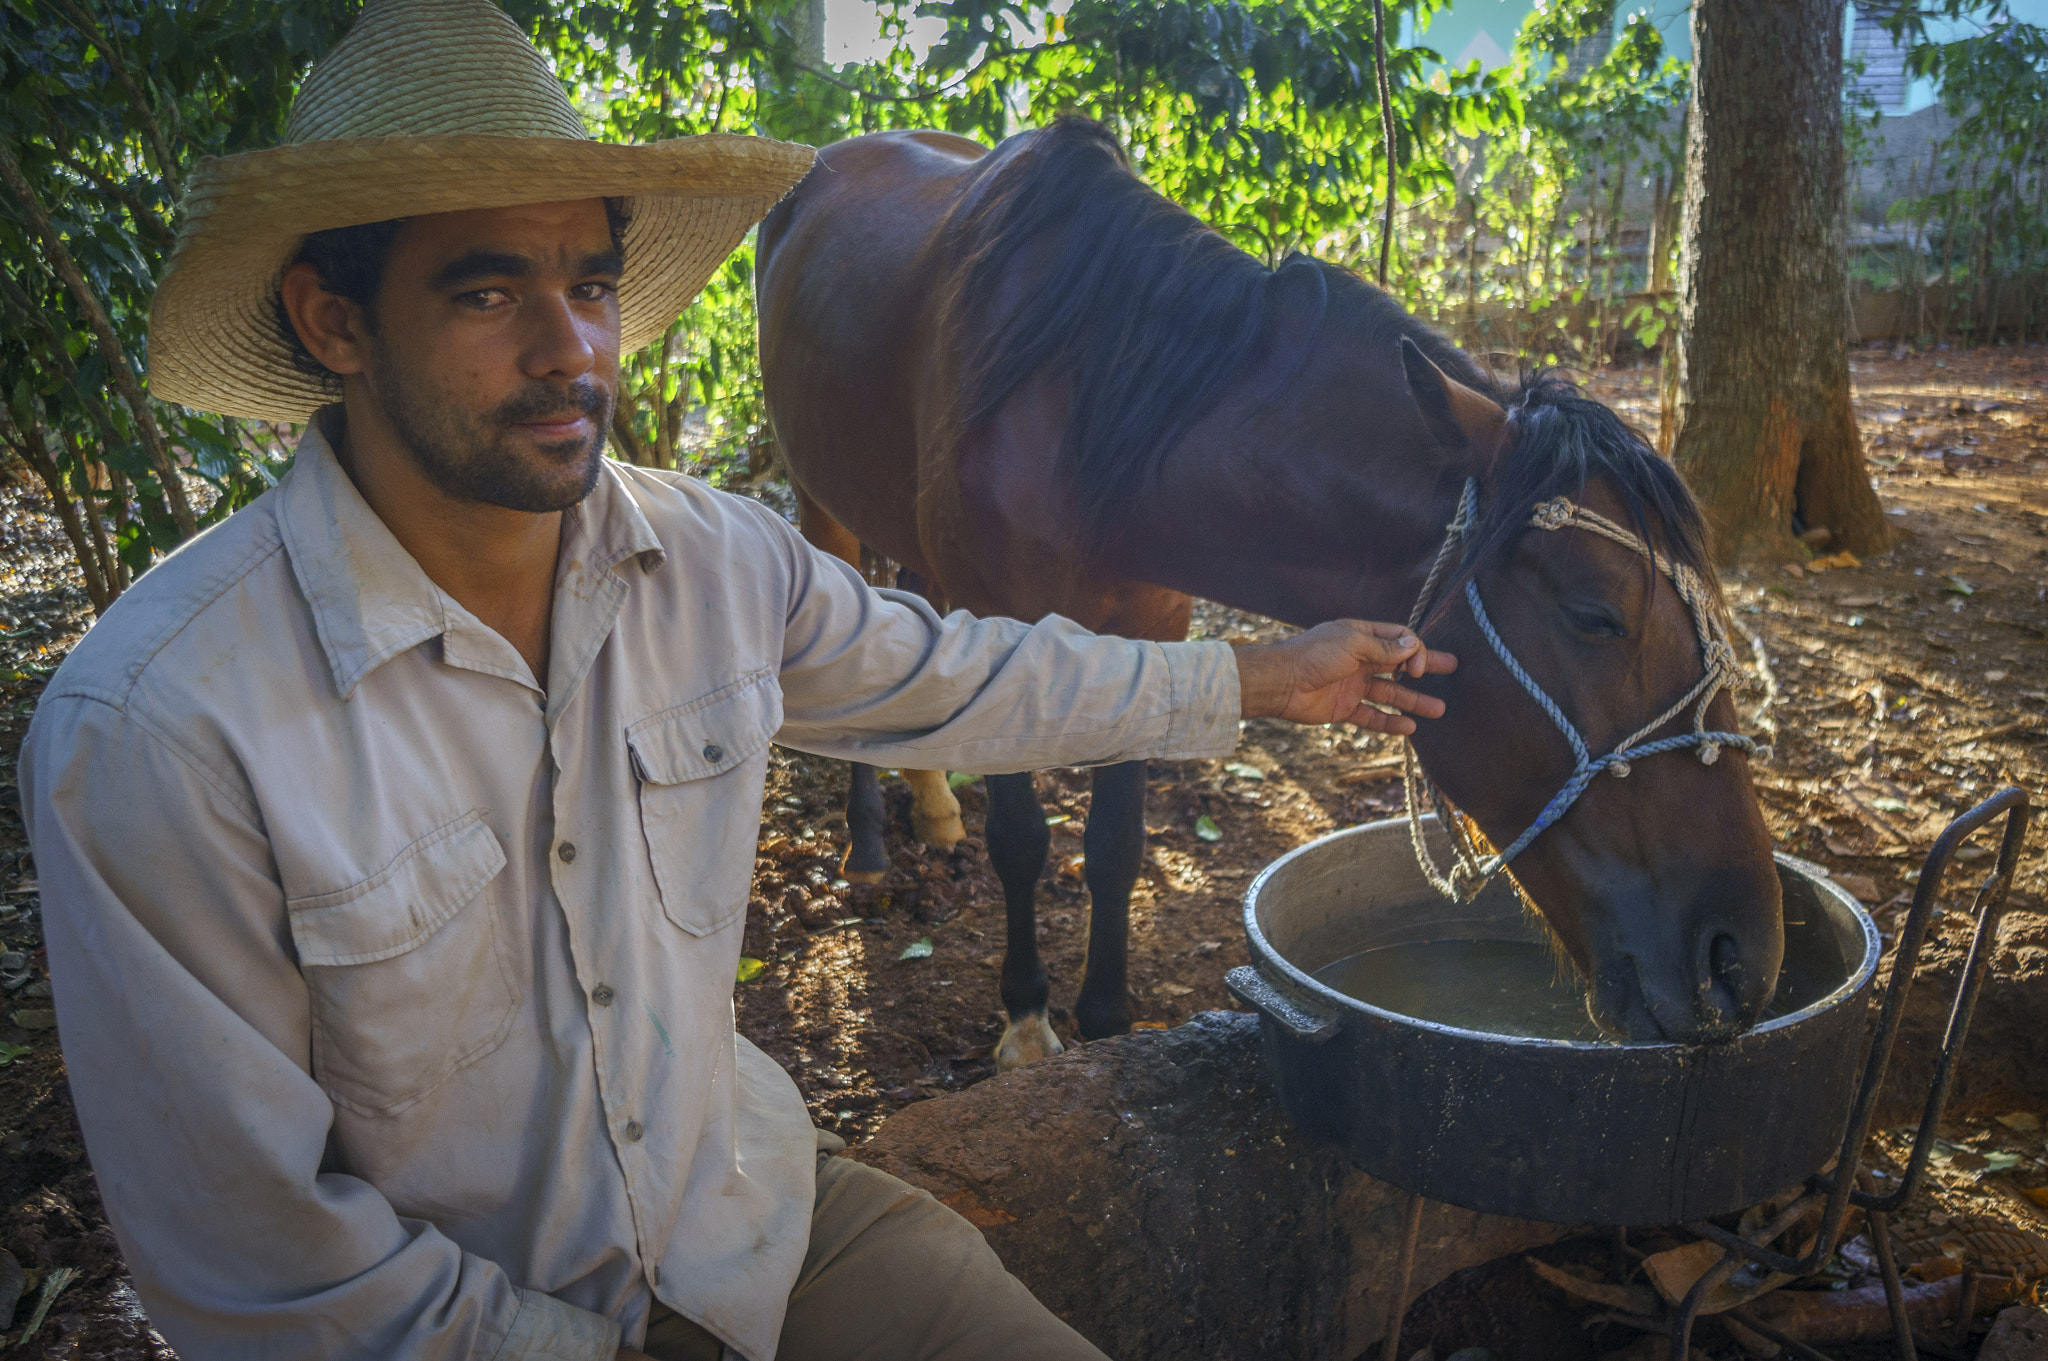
[591, 984, 616, 1007]
[623, 1119, 644, 1142]
[557, 841, 577, 863]
[702, 742, 723, 764]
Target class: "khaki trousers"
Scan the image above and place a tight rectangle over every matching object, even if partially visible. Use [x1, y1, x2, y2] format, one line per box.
[641, 1152, 1109, 1361]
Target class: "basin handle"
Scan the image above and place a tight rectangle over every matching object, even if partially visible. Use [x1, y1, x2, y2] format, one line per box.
[1225, 965, 1345, 1044]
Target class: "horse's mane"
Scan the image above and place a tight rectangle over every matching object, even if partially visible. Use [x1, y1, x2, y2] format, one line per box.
[1439, 372, 1722, 617]
[942, 115, 1488, 534]
[941, 116, 1713, 595]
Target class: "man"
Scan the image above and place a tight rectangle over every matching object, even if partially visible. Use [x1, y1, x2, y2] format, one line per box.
[20, 2, 1454, 1358]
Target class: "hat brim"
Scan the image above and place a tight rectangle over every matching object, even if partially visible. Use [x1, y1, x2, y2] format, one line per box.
[148, 132, 816, 423]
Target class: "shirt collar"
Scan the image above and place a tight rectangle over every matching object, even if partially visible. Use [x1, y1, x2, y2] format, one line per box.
[277, 408, 667, 701]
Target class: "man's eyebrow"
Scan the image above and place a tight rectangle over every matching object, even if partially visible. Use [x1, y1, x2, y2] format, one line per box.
[429, 249, 534, 290]
[578, 248, 624, 278]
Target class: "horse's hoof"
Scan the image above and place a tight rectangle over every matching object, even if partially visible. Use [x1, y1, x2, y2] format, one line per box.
[994, 1012, 1065, 1072]
[839, 846, 888, 884]
[911, 810, 968, 849]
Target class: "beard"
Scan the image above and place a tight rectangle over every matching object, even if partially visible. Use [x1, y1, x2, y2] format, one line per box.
[365, 346, 614, 513]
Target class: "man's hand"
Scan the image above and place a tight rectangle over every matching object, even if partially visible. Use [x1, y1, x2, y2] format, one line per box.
[1234, 620, 1457, 734]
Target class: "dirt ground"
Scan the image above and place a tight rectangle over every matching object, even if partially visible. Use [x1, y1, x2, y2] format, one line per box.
[2, 349, 2046, 1357]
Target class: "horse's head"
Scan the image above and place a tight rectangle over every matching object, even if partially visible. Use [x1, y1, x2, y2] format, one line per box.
[1398, 342, 1782, 1044]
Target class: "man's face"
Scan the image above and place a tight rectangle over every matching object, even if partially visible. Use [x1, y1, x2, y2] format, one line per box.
[356, 199, 622, 512]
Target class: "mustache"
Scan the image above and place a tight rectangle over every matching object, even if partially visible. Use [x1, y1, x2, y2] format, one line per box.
[490, 380, 609, 427]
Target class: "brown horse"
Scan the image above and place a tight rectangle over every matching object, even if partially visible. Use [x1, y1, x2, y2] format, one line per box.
[756, 117, 1782, 1067]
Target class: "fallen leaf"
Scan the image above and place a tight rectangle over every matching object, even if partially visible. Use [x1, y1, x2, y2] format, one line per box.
[1986, 670, 2009, 682]
[899, 936, 934, 960]
[1944, 576, 1976, 596]
[0, 1040, 29, 1066]
[1824, 836, 1862, 857]
[1809, 551, 1862, 571]
[9, 1010, 55, 1031]
[1154, 981, 1194, 997]
[1641, 1240, 1797, 1314]
[1223, 762, 1266, 781]
[1131, 1020, 1168, 1030]
[1044, 813, 1071, 826]
[1838, 595, 1882, 608]
[1195, 815, 1223, 842]
[1525, 1257, 1658, 1315]
[1995, 1111, 2042, 1133]
[735, 956, 767, 984]
[946, 771, 982, 790]
[1832, 873, 1881, 904]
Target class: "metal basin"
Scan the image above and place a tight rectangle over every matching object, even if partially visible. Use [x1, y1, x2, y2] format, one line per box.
[1226, 816, 1881, 1226]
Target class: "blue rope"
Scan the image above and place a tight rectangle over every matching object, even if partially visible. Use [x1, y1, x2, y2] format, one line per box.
[1463, 578, 1758, 874]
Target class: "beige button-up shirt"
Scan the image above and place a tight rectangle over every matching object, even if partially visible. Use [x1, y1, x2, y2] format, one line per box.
[19, 415, 1240, 1361]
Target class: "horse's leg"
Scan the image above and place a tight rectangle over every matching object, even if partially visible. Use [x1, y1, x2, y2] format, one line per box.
[1074, 759, 1146, 1040]
[900, 769, 967, 848]
[794, 487, 892, 884]
[987, 771, 1060, 1070]
[882, 567, 969, 851]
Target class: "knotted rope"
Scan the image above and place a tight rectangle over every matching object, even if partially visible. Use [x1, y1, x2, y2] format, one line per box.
[1401, 477, 1763, 902]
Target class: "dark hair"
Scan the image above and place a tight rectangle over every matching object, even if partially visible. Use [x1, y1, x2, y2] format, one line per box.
[273, 197, 633, 383]
[941, 116, 1490, 538]
[1430, 371, 1719, 626]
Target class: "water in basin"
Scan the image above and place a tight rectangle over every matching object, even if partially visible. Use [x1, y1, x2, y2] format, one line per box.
[1309, 903, 1846, 1041]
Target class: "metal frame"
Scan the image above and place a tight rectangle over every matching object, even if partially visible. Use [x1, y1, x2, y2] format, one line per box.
[1664, 786, 2033, 1361]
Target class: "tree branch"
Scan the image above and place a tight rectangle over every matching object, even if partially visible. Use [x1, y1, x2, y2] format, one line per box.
[50, 0, 183, 197]
[0, 136, 198, 538]
[0, 402, 112, 613]
[51, 146, 174, 245]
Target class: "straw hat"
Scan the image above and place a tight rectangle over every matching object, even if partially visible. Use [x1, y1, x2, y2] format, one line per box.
[148, 0, 815, 422]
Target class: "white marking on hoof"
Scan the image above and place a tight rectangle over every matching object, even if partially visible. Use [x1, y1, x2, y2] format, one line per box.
[995, 1012, 1064, 1072]
[903, 769, 967, 849]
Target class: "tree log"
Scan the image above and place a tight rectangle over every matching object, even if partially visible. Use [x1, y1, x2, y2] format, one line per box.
[849, 1010, 1568, 1361]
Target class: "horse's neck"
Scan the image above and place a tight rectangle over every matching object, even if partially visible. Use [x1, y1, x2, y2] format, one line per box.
[1101, 335, 1464, 630]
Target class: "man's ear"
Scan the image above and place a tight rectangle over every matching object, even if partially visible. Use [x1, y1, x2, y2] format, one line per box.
[1399, 335, 1507, 475]
[278, 262, 372, 377]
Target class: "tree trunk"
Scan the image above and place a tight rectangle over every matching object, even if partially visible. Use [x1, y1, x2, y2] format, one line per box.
[1668, 0, 1888, 564]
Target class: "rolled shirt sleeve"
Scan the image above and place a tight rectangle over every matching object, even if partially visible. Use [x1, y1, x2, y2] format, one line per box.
[755, 505, 1243, 770]
[19, 698, 620, 1361]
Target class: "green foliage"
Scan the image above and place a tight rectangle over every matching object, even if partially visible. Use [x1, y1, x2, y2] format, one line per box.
[1883, 7, 2048, 345]
[0, 0, 357, 611]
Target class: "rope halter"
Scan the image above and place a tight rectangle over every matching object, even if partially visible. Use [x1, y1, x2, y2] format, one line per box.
[1401, 477, 1762, 903]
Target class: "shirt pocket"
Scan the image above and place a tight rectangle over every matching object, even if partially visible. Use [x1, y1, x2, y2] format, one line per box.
[628, 669, 784, 937]
[287, 810, 517, 1118]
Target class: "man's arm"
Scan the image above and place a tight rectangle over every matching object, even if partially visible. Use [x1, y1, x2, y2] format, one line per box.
[759, 509, 1449, 768]
[21, 697, 620, 1361]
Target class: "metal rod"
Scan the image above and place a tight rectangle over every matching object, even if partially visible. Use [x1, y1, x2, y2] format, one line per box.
[1669, 1249, 1740, 1361]
[1380, 1191, 1425, 1361]
[1867, 1209, 1919, 1361]
[1726, 1306, 1842, 1361]
[1687, 788, 2031, 1279]
[1954, 1268, 1978, 1344]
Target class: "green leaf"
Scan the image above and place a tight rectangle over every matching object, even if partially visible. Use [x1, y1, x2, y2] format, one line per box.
[946, 771, 982, 790]
[0, 1040, 29, 1066]
[1195, 815, 1224, 842]
[1223, 761, 1265, 780]
[1044, 813, 1070, 826]
[1942, 576, 1976, 596]
[735, 956, 767, 983]
[899, 936, 934, 960]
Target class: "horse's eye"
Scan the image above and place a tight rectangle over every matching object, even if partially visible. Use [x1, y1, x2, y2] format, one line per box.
[1563, 601, 1628, 638]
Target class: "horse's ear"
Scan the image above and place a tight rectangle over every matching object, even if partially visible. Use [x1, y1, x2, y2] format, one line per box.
[1399, 336, 1508, 474]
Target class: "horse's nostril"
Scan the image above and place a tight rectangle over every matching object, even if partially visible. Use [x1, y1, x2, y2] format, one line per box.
[1701, 932, 1747, 1024]
[1710, 932, 1742, 985]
